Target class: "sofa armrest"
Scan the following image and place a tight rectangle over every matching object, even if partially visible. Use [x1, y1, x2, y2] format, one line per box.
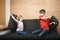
[0, 25, 8, 30]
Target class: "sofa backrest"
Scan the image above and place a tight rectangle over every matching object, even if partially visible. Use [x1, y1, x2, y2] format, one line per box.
[23, 19, 40, 33]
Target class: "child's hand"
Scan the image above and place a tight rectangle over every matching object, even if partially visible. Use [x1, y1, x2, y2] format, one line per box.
[10, 13, 12, 16]
[52, 22, 56, 24]
[49, 22, 56, 25]
[49, 23, 52, 25]
[49, 16, 52, 19]
[10, 9, 15, 14]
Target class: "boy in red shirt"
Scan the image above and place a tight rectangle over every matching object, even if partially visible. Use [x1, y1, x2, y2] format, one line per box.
[32, 9, 56, 37]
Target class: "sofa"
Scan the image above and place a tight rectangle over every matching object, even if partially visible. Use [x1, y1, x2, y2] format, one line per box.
[0, 14, 59, 39]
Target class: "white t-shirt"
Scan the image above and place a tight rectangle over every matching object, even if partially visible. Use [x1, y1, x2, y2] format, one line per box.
[16, 21, 24, 31]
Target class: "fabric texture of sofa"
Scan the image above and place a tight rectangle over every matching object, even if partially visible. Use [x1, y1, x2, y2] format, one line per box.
[0, 14, 59, 39]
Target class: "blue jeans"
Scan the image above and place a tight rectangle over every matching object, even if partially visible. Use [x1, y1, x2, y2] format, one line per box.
[16, 31, 28, 35]
[32, 29, 48, 37]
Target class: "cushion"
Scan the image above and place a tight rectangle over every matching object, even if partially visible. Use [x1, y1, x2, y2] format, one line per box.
[8, 14, 17, 32]
[23, 19, 40, 33]
[49, 16, 59, 33]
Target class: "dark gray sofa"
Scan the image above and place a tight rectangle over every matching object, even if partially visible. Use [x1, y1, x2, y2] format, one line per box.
[0, 14, 59, 39]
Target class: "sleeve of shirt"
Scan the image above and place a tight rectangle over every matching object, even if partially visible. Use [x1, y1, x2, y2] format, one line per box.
[39, 16, 42, 19]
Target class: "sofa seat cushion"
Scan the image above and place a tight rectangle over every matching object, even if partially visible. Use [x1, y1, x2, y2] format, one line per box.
[0, 32, 60, 39]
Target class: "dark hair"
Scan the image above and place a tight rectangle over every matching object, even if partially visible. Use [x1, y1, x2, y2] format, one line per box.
[20, 15, 22, 17]
[39, 9, 46, 13]
[17, 15, 23, 21]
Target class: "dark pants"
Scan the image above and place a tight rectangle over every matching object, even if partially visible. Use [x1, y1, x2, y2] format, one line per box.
[16, 31, 28, 35]
[32, 29, 48, 37]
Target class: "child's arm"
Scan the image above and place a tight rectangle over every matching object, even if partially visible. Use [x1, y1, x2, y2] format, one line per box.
[49, 22, 56, 25]
[10, 14, 18, 23]
[41, 16, 51, 19]
[40, 16, 48, 20]
[40, 17, 46, 19]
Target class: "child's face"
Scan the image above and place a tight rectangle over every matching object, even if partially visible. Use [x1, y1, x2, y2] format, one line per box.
[40, 13, 45, 16]
[18, 15, 23, 20]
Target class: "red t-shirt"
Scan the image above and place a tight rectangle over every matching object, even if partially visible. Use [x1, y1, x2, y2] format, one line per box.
[39, 16, 50, 30]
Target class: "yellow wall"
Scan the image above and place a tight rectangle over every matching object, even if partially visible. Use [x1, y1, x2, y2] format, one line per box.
[10, 0, 60, 33]
[10, 0, 46, 19]
[0, 0, 5, 25]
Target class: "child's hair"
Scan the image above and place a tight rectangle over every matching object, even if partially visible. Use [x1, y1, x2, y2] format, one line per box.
[19, 15, 22, 17]
[39, 9, 46, 15]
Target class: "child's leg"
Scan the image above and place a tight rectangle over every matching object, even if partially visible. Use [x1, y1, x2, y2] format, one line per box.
[39, 30, 48, 37]
[16, 31, 28, 35]
[32, 29, 42, 35]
